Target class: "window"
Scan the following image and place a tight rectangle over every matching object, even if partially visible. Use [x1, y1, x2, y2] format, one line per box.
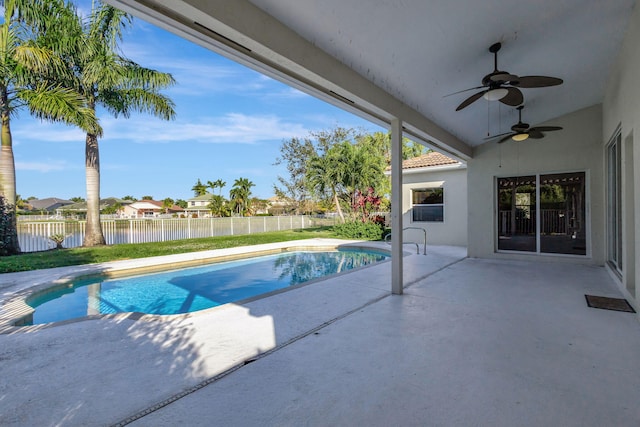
[412, 188, 444, 222]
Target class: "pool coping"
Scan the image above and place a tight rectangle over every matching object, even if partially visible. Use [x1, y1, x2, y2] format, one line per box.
[0, 238, 394, 333]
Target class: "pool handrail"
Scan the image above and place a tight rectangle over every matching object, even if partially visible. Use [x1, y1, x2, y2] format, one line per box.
[384, 227, 427, 255]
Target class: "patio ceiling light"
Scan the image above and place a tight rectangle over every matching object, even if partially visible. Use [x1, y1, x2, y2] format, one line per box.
[483, 87, 509, 101]
[512, 132, 529, 141]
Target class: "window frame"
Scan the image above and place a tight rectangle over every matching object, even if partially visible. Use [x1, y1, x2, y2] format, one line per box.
[411, 186, 444, 223]
[606, 129, 623, 275]
[495, 171, 589, 257]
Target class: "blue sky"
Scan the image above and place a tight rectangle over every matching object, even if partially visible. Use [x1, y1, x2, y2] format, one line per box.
[14, 2, 382, 202]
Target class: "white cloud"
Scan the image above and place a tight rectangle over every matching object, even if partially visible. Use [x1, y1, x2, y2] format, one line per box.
[12, 123, 86, 143]
[120, 42, 260, 95]
[10, 112, 308, 145]
[99, 113, 309, 144]
[262, 86, 311, 101]
[16, 160, 71, 172]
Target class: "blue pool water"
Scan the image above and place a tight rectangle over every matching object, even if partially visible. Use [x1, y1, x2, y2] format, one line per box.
[27, 249, 388, 324]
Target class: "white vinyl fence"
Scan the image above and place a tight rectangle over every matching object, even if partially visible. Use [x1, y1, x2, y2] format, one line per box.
[17, 216, 333, 253]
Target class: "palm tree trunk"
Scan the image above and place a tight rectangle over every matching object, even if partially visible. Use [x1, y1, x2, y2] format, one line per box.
[332, 189, 345, 223]
[0, 100, 20, 254]
[83, 132, 106, 246]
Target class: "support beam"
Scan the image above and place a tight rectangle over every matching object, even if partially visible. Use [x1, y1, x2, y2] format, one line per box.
[391, 118, 403, 295]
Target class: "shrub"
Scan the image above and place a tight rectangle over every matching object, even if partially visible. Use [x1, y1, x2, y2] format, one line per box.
[0, 197, 18, 256]
[49, 233, 67, 249]
[333, 219, 384, 240]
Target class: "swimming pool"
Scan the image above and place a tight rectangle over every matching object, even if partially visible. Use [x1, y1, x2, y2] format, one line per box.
[27, 249, 388, 324]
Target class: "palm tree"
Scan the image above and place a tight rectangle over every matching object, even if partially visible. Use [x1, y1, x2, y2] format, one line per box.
[230, 177, 254, 216]
[306, 151, 345, 222]
[215, 179, 226, 196]
[192, 179, 208, 196]
[161, 197, 174, 214]
[338, 141, 385, 208]
[207, 179, 226, 196]
[0, 0, 99, 254]
[207, 194, 227, 217]
[55, 3, 176, 246]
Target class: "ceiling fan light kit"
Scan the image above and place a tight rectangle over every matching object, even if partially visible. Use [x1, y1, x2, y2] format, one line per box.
[483, 87, 509, 101]
[511, 133, 529, 142]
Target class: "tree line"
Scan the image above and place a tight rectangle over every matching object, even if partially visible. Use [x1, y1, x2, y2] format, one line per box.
[0, 0, 175, 254]
[274, 127, 426, 222]
[190, 177, 270, 217]
[18, 177, 269, 217]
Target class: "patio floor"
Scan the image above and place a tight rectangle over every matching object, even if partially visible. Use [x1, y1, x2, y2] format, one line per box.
[1, 241, 640, 426]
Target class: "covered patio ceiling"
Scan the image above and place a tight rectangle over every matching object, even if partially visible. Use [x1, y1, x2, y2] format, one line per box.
[109, 0, 636, 160]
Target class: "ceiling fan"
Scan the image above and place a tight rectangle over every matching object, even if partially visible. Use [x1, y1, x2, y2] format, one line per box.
[486, 105, 563, 143]
[453, 42, 563, 111]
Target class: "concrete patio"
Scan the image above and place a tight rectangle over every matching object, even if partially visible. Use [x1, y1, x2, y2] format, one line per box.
[1, 241, 639, 426]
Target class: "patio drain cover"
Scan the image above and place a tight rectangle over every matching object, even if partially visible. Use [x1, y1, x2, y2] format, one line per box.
[585, 295, 636, 313]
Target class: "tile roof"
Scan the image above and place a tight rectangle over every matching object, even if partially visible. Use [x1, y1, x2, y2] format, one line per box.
[188, 193, 213, 201]
[131, 200, 184, 211]
[402, 151, 459, 170]
[28, 198, 73, 210]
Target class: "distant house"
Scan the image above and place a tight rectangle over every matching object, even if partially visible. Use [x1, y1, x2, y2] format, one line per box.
[185, 194, 213, 217]
[267, 196, 295, 215]
[25, 197, 73, 213]
[400, 151, 467, 247]
[55, 198, 133, 218]
[122, 200, 184, 218]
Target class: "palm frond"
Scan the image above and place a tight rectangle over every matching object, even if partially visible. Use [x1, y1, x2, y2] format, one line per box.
[100, 88, 176, 121]
[18, 85, 102, 136]
[12, 44, 53, 74]
[118, 60, 176, 90]
[88, 4, 131, 51]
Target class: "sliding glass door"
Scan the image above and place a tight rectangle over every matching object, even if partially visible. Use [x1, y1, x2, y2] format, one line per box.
[497, 176, 536, 252]
[497, 172, 586, 256]
[540, 172, 586, 255]
[607, 133, 622, 273]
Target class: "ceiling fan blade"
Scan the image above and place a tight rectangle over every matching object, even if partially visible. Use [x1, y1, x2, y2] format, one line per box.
[456, 90, 486, 111]
[484, 131, 513, 141]
[528, 130, 545, 139]
[514, 76, 563, 88]
[443, 86, 485, 97]
[489, 72, 519, 84]
[511, 122, 530, 132]
[497, 134, 515, 144]
[530, 126, 563, 132]
[498, 87, 523, 106]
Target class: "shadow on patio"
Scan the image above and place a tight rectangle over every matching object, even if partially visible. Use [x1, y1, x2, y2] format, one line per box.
[130, 250, 640, 426]
[2, 245, 639, 426]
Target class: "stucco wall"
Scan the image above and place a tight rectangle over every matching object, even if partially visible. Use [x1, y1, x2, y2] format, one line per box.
[603, 2, 640, 304]
[467, 104, 604, 264]
[402, 165, 467, 247]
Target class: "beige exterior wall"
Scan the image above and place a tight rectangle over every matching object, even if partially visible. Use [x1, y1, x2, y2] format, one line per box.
[467, 104, 604, 264]
[402, 165, 467, 247]
[603, 3, 640, 308]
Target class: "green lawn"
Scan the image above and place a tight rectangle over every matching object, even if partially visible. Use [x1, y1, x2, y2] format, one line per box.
[1, 227, 338, 273]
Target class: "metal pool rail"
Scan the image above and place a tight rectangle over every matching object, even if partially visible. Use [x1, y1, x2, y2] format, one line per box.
[384, 227, 427, 255]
